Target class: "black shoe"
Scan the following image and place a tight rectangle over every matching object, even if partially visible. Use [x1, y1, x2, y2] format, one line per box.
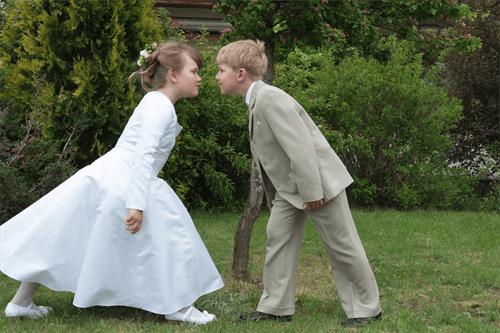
[340, 311, 381, 327]
[239, 311, 292, 323]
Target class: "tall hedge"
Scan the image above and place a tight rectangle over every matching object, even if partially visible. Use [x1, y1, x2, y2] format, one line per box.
[0, 0, 162, 166]
[162, 36, 252, 210]
[0, 0, 163, 223]
[439, 0, 499, 174]
[276, 37, 479, 210]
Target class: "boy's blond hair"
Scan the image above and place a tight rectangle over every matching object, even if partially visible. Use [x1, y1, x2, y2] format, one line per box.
[217, 40, 268, 79]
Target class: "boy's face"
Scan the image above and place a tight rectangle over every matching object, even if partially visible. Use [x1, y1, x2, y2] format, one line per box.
[215, 62, 240, 96]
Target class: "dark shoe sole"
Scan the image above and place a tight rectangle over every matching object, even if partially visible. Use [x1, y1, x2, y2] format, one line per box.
[341, 311, 381, 327]
[240, 311, 292, 323]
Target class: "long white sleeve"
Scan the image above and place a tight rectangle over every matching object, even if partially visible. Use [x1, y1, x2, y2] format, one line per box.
[125, 93, 175, 211]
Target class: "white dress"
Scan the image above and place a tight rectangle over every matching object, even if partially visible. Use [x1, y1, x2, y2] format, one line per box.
[0, 91, 224, 315]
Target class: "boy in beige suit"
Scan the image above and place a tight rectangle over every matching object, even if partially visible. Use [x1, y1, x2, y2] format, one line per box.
[215, 40, 381, 328]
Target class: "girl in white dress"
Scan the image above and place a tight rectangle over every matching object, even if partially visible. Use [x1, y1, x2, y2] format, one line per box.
[1, 42, 223, 324]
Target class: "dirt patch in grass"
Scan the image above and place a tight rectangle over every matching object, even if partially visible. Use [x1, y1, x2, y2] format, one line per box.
[296, 253, 337, 300]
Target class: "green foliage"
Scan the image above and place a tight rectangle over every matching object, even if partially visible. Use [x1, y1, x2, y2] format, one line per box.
[481, 181, 500, 213]
[387, 163, 478, 210]
[0, 2, 491, 215]
[162, 36, 251, 210]
[0, 0, 162, 166]
[156, 7, 190, 42]
[0, 0, 8, 27]
[212, 0, 481, 62]
[0, 75, 77, 224]
[0, 161, 37, 224]
[276, 37, 478, 210]
[437, 0, 499, 176]
[0, 3, 250, 221]
[0, 0, 162, 223]
[351, 175, 378, 206]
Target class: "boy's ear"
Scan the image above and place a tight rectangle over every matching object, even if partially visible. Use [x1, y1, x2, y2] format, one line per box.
[237, 68, 248, 82]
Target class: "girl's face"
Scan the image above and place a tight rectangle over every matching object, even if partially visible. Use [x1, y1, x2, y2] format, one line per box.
[175, 54, 202, 98]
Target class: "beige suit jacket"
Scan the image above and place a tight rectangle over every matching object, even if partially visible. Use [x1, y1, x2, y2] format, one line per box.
[248, 80, 354, 209]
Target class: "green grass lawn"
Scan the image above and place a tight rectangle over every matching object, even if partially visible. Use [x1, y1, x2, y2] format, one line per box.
[1, 209, 499, 332]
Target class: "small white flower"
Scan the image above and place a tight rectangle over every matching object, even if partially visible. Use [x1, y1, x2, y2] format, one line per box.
[137, 50, 150, 66]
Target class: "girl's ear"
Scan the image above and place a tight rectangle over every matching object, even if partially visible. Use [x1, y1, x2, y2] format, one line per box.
[168, 68, 178, 83]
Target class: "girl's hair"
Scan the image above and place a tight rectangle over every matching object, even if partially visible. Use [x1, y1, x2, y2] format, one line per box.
[216, 40, 268, 79]
[130, 42, 203, 92]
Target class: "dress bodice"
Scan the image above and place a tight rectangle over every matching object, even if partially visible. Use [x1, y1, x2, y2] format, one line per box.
[115, 91, 182, 210]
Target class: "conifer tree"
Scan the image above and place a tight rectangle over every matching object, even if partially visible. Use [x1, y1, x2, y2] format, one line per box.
[0, 0, 162, 166]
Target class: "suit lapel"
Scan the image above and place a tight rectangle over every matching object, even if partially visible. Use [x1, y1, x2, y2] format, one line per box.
[248, 80, 266, 139]
[249, 108, 254, 140]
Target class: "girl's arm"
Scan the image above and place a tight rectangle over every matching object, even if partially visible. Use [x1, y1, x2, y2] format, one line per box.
[126, 94, 174, 211]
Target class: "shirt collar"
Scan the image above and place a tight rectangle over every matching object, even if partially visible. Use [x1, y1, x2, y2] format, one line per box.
[245, 81, 257, 107]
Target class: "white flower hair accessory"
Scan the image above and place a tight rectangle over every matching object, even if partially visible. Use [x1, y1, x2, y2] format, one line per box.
[137, 44, 156, 67]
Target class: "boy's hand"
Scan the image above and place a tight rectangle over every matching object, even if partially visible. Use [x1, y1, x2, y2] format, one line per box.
[306, 199, 324, 211]
[124, 209, 144, 234]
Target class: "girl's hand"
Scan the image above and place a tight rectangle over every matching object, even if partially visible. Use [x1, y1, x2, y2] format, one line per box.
[124, 209, 144, 234]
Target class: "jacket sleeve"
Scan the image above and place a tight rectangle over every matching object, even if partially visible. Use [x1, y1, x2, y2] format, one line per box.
[125, 100, 173, 211]
[260, 88, 323, 202]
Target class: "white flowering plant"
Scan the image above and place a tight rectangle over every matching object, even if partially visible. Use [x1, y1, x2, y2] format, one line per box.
[137, 44, 156, 67]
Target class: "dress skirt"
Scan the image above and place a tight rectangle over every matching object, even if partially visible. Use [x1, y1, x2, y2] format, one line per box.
[0, 147, 224, 315]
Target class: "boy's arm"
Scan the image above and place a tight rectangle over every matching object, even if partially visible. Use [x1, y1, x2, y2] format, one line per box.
[306, 199, 324, 211]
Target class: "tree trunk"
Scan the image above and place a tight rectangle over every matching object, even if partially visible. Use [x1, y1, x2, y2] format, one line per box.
[232, 38, 275, 280]
[262, 37, 275, 85]
[232, 159, 265, 280]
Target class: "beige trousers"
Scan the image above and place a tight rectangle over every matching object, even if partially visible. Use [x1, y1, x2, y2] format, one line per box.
[256, 190, 381, 318]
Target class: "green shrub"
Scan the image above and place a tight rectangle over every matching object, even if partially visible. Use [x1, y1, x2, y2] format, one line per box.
[0, 0, 7, 27]
[0, 0, 162, 223]
[0, 0, 162, 167]
[0, 1, 250, 216]
[163, 36, 251, 210]
[1, 0, 488, 214]
[276, 37, 478, 209]
[0, 75, 77, 224]
[480, 181, 500, 212]
[438, 0, 499, 174]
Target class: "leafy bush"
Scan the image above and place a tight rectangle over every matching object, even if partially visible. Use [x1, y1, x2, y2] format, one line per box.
[0, 0, 490, 215]
[0, 0, 162, 167]
[0, 0, 161, 223]
[275, 37, 479, 209]
[162, 35, 251, 210]
[438, 0, 499, 175]
[0, 0, 7, 26]
[0, 75, 77, 224]
[0, 1, 251, 218]
[480, 181, 500, 213]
